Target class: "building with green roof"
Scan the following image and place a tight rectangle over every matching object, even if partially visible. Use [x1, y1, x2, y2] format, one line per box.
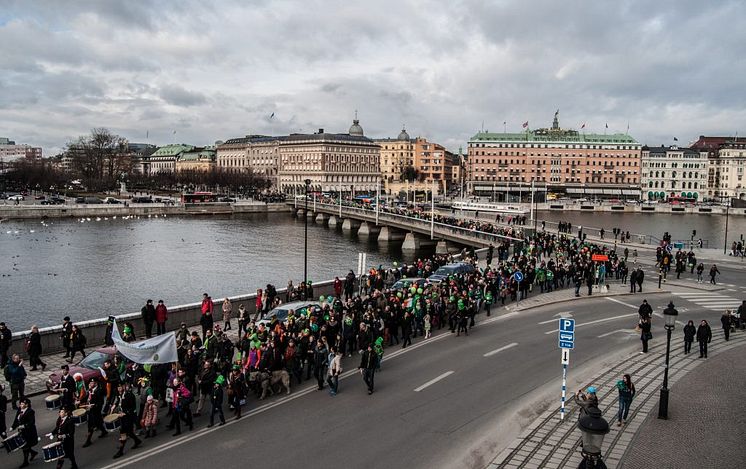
[149, 144, 195, 173]
[466, 111, 642, 199]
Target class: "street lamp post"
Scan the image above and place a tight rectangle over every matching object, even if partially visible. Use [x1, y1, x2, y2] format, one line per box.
[723, 203, 730, 255]
[658, 302, 679, 419]
[304, 179, 311, 285]
[577, 407, 610, 469]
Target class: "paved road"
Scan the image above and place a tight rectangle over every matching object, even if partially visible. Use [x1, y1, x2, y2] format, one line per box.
[11, 285, 730, 469]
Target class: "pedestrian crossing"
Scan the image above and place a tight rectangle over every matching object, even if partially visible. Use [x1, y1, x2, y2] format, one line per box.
[673, 291, 744, 311]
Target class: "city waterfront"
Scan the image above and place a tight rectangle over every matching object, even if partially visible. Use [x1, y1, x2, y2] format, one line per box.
[0, 212, 416, 330]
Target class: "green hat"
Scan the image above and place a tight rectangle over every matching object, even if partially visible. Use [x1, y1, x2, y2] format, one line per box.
[232, 364, 240, 371]
[215, 375, 226, 385]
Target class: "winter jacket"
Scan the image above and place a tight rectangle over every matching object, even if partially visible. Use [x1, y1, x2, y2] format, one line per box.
[141, 400, 159, 427]
[155, 304, 168, 323]
[683, 324, 696, 342]
[696, 324, 712, 343]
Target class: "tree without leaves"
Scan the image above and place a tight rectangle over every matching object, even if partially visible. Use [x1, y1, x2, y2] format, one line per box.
[66, 128, 130, 191]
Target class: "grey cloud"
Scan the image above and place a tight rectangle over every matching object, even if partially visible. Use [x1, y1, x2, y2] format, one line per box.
[159, 85, 207, 107]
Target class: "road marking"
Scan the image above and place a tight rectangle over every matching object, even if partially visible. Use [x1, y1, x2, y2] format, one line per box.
[414, 371, 455, 392]
[538, 311, 574, 324]
[483, 342, 519, 357]
[605, 297, 638, 309]
[544, 313, 637, 334]
[597, 329, 637, 338]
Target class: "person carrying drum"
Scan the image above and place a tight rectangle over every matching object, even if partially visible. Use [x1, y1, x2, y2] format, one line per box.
[82, 380, 107, 447]
[11, 398, 39, 468]
[50, 408, 78, 469]
[113, 383, 142, 459]
[56, 365, 76, 412]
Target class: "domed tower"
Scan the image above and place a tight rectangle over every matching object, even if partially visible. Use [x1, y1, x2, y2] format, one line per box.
[349, 111, 364, 136]
[397, 125, 410, 141]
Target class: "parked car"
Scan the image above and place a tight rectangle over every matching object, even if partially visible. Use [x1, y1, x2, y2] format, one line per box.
[428, 262, 476, 283]
[41, 197, 65, 205]
[257, 301, 322, 327]
[7, 194, 24, 201]
[34, 195, 46, 200]
[46, 346, 120, 391]
[103, 197, 122, 204]
[131, 196, 153, 203]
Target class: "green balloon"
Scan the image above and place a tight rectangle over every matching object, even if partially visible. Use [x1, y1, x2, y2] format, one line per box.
[417, 288, 423, 294]
[410, 286, 417, 293]
[319, 295, 325, 302]
[396, 292, 403, 298]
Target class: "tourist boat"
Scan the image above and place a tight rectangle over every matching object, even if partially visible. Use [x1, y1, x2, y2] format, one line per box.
[451, 201, 528, 215]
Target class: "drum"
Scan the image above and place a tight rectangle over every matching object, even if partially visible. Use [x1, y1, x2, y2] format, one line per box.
[2, 432, 26, 454]
[72, 408, 88, 426]
[103, 413, 122, 431]
[45, 394, 62, 410]
[42, 442, 65, 462]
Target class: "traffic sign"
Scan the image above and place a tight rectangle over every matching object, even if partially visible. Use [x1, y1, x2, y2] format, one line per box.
[558, 318, 575, 349]
[666, 244, 673, 253]
[561, 349, 570, 365]
[591, 254, 609, 262]
[513, 271, 524, 282]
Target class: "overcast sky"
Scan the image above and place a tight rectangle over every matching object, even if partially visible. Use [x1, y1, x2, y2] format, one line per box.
[2, 0, 745, 155]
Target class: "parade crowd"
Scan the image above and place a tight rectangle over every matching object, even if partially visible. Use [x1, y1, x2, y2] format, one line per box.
[0, 215, 742, 469]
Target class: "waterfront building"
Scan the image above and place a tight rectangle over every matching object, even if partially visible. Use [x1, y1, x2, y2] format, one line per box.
[127, 143, 157, 175]
[0, 137, 42, 163]
[277, 117, 380, 194]
[640, 145, 709, 201]
[466, 112, 642, 200]
[374, 127, 414, 194]
[691, 136, 745, 201]
[149, 144, 195, 174]
[175, 147, 217, 172]
[216, 135, 282, 186]
[414, 137, 454, 195]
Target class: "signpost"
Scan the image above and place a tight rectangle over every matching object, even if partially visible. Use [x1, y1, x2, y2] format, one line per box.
[558, 318, 575, 421]
[514, 271, 524, 303]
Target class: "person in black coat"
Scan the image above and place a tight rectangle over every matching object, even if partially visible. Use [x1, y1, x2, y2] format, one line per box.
[696, 320, 712, 358]
[113, 383, 142, 459]
[358, 344, 378, 395]
[61, 317, 73, 359]
[207, 376, 225, 427]
[27, 326, 46, 371]
[141, 300, 156, 339]
[639, 317, 652, 353]
[52, 408, 78, 469]
[0, 322, 12, 369]
[11, 398, 39, 468]
[82, 380, 107, 447]
[683, 320, 696, 354]
[721, 311, 732, 341]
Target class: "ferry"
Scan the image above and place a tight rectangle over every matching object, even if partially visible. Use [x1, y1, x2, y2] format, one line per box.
[452, 201, 528, 215]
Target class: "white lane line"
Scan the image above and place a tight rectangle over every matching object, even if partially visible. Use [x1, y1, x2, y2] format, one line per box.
[483, 342, 519, 357]
[606, 297, 638, 309]
[597, 329, 637, 338]
[544, 313, 637, 334]
[414, 371, 455, 392]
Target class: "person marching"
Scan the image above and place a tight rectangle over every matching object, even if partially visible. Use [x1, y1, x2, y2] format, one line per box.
[227, 365, 245, 420]
[207, 375, 225, 427]
[113, 383, 142, 459]
[57, 365, 76, 412]
[82, 379, 107, 447]
[358, 343, 378, 395]
[141, 395, 158, 438]
[50, 407, 78, 469]
[327, 347, 343, 396]
[11, 398, 39, 468]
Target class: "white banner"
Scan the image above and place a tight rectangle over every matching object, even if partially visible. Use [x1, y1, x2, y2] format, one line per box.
[111, 319, 178, 364]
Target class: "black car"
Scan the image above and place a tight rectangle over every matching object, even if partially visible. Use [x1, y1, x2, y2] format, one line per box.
[41, 197, 65, 205]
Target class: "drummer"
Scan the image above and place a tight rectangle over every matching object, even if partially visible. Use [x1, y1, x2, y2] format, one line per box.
[11, 398, 39, 468]
[113, 383, 142, 459]
[82, 379, 108, 447]
[55, 365, 76, 412]
[51, 407, 78, 469]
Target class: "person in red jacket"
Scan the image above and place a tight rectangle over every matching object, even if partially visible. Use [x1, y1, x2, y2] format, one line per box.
[333, 277, 343, 298]
[200, 293, 214, 341]
[155, 300, 168, 335]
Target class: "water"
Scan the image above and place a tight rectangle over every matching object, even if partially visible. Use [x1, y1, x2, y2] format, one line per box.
[535, 210, 746, 248]
[0, 213, 420, 330]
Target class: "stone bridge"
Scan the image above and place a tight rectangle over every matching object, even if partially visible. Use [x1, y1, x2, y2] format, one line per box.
[289, 201, 522, 253]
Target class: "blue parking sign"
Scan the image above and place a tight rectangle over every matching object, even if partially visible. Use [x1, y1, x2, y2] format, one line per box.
[558, 318, 575, 349]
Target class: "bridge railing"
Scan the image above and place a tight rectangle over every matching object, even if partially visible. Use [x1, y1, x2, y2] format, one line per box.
[311, 202, 524, 244]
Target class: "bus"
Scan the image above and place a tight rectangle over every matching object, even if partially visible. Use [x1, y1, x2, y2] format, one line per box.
[182, 192, 217, 203]
[668, 195, 697, 205]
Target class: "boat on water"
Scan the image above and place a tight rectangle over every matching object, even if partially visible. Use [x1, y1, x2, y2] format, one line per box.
[452, 201, 528, 215]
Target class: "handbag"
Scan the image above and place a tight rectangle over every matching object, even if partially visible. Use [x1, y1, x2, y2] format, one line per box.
[645, 331, 653, 340]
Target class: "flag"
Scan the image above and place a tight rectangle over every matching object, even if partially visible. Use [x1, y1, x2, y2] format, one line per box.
[146, 130, 149, 139]
[270, 112, 275, 119]
[173, 130, 176, 135]
[522, 121, 529, 129]
[605, 123, 608, 129]
[673, 137, 678, 141]
[111, 319, 178, 364]
[580, 123, 586, 129]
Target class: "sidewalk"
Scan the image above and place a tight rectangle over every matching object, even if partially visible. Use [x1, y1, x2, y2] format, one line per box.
[487, 329, 746, 468]
[620, 343, 746, 469]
